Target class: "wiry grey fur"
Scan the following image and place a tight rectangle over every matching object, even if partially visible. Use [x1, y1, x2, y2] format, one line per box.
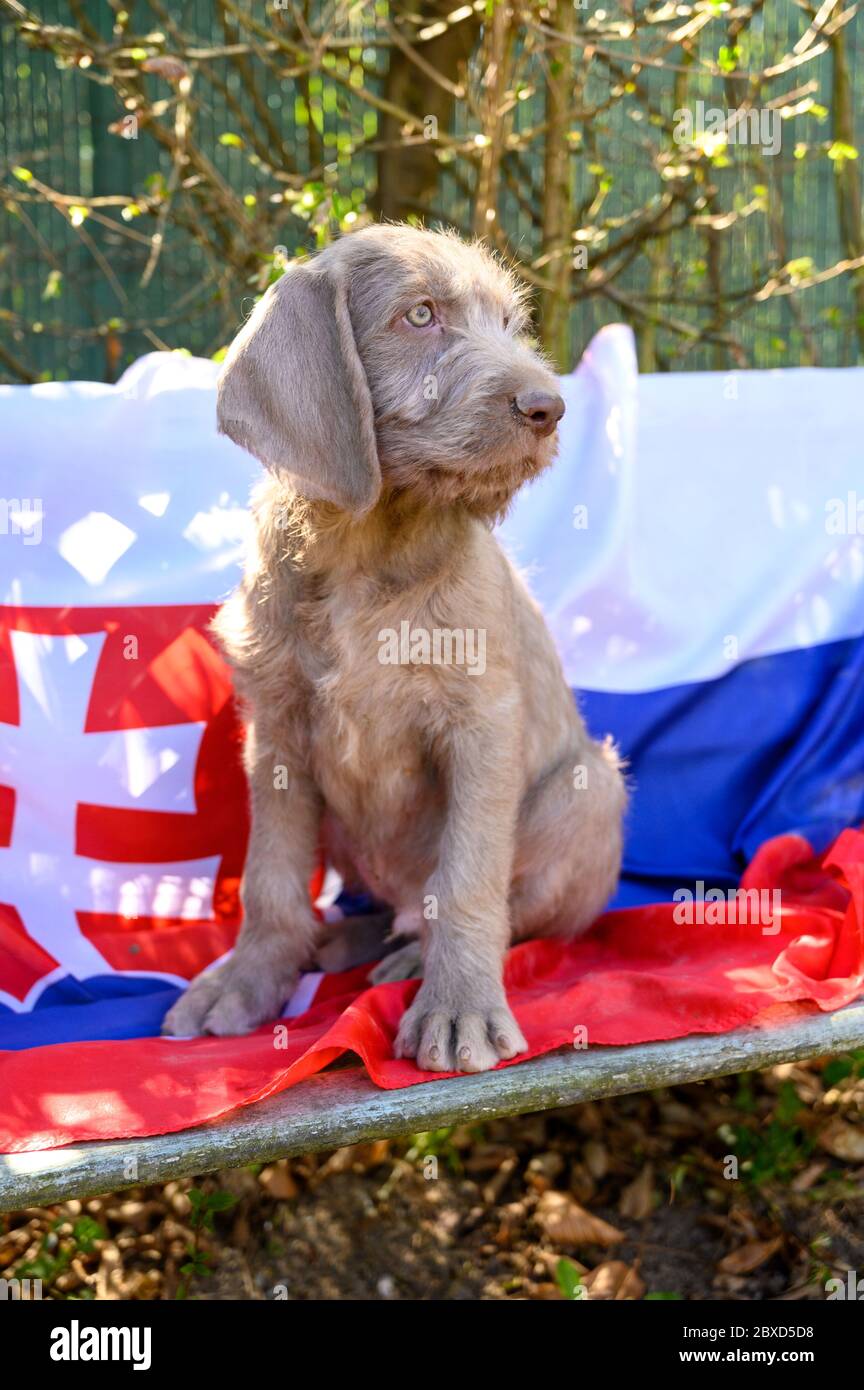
[162, 224, 626, 1073]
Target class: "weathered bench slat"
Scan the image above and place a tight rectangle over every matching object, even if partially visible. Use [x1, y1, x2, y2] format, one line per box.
[3, 1002, 864, 1211]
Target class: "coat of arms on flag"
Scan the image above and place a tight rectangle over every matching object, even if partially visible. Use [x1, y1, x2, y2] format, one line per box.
[0, 605, 246, 1014]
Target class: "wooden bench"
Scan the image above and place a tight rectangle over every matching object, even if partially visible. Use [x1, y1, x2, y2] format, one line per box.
[3, 1000, 863, 1211]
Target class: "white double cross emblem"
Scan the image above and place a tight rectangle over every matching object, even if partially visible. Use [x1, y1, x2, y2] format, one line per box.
[0, 629, 220, 1010]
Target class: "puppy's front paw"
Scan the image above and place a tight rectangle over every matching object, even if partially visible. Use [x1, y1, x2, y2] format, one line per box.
[162, 952, 298, 1038]
[394, 985, 527, 1074]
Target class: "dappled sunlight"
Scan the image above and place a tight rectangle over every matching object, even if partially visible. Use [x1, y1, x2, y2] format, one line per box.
[88, 866, 216, 921]
[58, 512, 137, 586]
[1, 1146, 88, 1175]
[137, 492, 170, 518]
[182, 498, 251, 553]
[40, 1088, 144, 1132]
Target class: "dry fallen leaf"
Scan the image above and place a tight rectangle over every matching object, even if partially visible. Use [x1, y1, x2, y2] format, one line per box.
[484, 1156, 519, 1206]
[534, 1248, 588, 1280]
[727, 1204, 761, 1239]
[258, 1162, 299, 1200]
[313, 1140, 391, 1182]
[525, 1151, 565, 1193]
[535, 1190, 624, 1248]
[717, 1236, 782, 1276]
[818, 1117, 864, 1162]
[463, 1144, 518, 1175]
[568, 1162, 597, 1205]
[529, 1281, 565, 1300]
[583, 1260, 645, 1301]
[619, 1163, 655, 1220]
[791, 1160, 828, 1192]
[583, 1140, 609, 1180]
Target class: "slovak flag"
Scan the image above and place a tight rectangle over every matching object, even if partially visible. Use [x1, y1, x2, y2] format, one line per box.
[0, 329, 862, 1152]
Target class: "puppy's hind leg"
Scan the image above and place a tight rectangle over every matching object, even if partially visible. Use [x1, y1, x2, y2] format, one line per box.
[366, 906, 424, 983]
[369, 939, 424, 985]
[510, 737, 626, 943]
[315, 910, 394, 973]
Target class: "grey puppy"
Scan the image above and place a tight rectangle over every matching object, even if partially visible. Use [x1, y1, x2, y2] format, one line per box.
[162, 224, 626, 1073]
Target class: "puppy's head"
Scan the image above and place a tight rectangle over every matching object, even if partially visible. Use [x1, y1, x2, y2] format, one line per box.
[217, 223, 564, 517]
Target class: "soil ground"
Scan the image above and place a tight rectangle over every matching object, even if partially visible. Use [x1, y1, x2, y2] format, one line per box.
[3, 1051, 864, 1301]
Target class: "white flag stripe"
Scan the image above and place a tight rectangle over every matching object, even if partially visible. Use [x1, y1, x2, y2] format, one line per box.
[498, 327, 864, 692]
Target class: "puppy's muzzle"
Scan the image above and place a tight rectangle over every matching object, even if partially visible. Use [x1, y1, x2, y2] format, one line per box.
[512, 389, 566, 439]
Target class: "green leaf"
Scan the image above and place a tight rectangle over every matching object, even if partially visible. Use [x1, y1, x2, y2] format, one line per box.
[18, 1257, 54, 1280]
[556, 1258, 584, 1301]
[73, 1217, 106, 1252]
[218, 132, 244, 148]
[41, 271, 63, 301]
[786, 256, 814, 282]
[822, 1057, 853, 1087]
[205, 1190, 237, 1213]
[828, 141, 858, 165]
[776, 1082, 804, 1122]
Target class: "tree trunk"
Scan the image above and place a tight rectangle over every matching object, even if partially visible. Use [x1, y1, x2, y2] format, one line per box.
[830, 24, 864, 361]
[540, 0, 576, 371]
[374, 2, 477, 224]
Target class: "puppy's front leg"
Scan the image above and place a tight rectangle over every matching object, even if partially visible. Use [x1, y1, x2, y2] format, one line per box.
[394, 713, 528, 1073]
[162, 724, 321, 1037]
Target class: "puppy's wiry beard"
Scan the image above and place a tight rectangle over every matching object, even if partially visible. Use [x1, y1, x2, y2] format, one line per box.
[380, 440, 556, 522]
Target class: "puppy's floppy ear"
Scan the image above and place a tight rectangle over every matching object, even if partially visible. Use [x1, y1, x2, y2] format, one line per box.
[217, 261, 380, 513]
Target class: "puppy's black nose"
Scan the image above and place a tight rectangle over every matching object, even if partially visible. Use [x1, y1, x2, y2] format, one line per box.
[513, 389, 566, 438]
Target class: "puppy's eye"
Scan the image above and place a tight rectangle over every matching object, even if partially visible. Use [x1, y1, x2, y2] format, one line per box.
[503, 313, 511, 330]
[404, 302, 434, 328]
